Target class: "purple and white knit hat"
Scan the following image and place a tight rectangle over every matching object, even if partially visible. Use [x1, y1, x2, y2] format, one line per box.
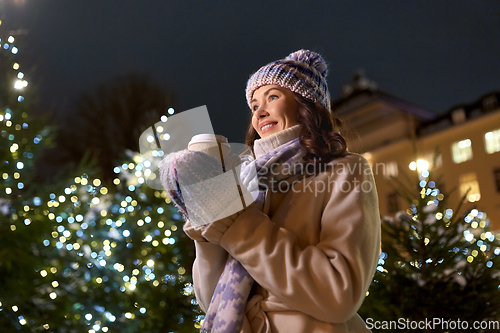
[245, 49, 331, 111]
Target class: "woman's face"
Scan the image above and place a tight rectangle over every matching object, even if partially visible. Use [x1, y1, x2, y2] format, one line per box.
[250, 85, 299, 139]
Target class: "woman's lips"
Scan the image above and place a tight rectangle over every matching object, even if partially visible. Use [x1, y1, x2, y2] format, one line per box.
[260, 122, 278, 133]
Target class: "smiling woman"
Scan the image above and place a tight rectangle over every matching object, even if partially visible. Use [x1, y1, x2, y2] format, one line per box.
[245, 51, 347, 167]
[172, 50, 382, 333]
[159, 50, 381, 333]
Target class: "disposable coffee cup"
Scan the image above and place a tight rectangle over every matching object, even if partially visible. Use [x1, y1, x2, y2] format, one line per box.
[188, 134, 250, 212]
[187, 134, 231, 165]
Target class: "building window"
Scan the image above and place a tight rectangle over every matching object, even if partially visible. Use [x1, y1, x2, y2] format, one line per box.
[451, 108, 466, 124]
[383, 161, 398, 179]
[409, 159, 429, 172]
[459, 173, 481, 202]
[485, 128, 500, 154]
[387, 192, 399, 213]
[494, 167, 500, 193]
[451, 139, 473, 163]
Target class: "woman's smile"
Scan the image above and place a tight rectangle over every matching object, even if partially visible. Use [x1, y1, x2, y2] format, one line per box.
[260, 121, 278, 133]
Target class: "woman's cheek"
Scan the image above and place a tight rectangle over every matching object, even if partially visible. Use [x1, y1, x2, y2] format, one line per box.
[251, 119, 259, 133]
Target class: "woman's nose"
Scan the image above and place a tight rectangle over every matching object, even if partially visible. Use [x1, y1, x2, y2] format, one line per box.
[254, 108, 269, 118]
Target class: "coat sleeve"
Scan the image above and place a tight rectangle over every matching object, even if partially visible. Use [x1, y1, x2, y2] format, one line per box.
[183, 206, 251, 313]
[201, 155, 381, 323]
[183, 221, 229, 312]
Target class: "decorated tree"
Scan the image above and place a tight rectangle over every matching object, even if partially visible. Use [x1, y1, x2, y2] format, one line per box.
[0, 24, 52, 207]
[2, 152, 200, 332]
[359, 154, 500, 332]
[0, 22, 56, 330]
[1, 22, 199, 332]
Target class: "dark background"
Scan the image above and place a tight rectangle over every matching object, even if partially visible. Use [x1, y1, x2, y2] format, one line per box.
[4, 0, 500, 143]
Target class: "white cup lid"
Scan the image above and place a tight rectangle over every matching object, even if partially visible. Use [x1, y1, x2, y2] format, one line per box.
[188, 134, 228, 146]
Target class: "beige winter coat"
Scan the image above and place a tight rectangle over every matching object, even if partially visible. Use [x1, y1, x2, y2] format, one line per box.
[183, 130, 381, 332]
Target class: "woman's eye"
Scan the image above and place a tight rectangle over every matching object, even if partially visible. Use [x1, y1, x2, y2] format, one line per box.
[252, 105, 259, 112]
[269, 95, 278, 101]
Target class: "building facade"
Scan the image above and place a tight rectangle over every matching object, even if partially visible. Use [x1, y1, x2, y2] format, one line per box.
[332, 73, 500, 230]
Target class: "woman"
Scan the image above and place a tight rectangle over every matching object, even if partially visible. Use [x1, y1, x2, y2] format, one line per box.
[162, 50, 381, 332]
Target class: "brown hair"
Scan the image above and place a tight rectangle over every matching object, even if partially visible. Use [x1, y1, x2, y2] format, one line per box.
[245, 92, 348, 166]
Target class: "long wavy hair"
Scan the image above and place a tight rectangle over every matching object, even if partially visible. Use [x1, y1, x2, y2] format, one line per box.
[245, 92, 348, 166]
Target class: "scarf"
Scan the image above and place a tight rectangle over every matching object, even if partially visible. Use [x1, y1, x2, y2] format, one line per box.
[160, 126, 311, 332]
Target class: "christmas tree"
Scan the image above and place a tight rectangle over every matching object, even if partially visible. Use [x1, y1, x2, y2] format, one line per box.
[359, 153, 500, 332]
[0, 21, 56, 330]
[0, 23, 51, 206]
[22, 153, 199, 332]
[2, 154, 200, 332]
[1, 22, 199, 332]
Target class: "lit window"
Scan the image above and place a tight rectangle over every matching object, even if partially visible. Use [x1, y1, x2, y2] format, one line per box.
[451, 139, 473, 163]
[409, 159, 429, 172]
[459, 173, 481, 202]
[484, 129, 500, 154]
[383, 161, 398, 179]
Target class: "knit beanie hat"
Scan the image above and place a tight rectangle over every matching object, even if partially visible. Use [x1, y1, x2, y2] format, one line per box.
[245, 49, 331, 111]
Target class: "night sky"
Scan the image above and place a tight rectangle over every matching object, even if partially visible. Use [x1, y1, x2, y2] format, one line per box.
[4, 0, 500, 143]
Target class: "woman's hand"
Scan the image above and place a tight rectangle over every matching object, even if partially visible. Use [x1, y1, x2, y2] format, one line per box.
[159, 149, 253, 226]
